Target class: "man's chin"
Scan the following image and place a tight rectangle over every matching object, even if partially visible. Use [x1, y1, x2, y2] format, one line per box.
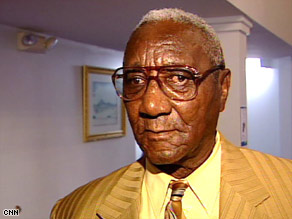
[146, 151, 182, 165]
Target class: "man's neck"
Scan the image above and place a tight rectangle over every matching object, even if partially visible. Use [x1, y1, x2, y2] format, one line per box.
[154, 133, 217, 179]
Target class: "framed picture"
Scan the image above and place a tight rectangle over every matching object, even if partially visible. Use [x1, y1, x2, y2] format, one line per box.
[83, 66, 126, 142]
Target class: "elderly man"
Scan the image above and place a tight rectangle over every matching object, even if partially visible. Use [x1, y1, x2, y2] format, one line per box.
[51, 8, 292, 219]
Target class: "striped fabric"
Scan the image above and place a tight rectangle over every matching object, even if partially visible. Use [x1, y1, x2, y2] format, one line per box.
[51, 136, 292, 219]
[220, 136, 292, 218]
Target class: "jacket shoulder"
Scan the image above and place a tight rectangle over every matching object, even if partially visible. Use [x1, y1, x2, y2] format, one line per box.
[239, 146, 292, 171]
[240, 147, 292, 216]
[50, 162, 137, 219]
[221, 135, 292, 216]
[221, 134, 292, 171]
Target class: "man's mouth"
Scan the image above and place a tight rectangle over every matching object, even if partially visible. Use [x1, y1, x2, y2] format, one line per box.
[144, 129, 177, 140]
[145, 129, 175, 133]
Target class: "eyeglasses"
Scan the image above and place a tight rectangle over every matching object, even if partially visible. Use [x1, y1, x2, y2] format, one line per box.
[112, 65, 225, 101]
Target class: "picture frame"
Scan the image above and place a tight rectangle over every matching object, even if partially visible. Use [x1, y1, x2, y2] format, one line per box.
[83, 65, 126, 142]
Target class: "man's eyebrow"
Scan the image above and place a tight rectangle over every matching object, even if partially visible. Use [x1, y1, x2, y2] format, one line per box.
[125, 62, 188, 67]
[125, 62, 142, 67]
[164, 61, 190, 66]
[166, 62, 181, 65]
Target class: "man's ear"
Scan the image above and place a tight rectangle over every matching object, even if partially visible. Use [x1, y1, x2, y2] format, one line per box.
[219, 69, 231, 112]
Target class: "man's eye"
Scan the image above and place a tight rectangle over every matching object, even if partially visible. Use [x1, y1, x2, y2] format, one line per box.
[125, 74, 146, 86]
[130, 77, 144, 84]
[165, 71, 192, 85]
[170, 75, 188, 83]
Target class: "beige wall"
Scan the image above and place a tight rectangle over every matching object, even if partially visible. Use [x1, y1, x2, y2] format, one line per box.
[227, 0, 292, 46]
[206, 16, 252, 146]
[0, 24, 136, 218]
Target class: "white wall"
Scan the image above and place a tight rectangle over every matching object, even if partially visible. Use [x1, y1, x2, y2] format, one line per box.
[246, 57, 292, 159]
[276, 56, 292, 159]
[0, 24, 136, 219]
[246, 59, 280, 156]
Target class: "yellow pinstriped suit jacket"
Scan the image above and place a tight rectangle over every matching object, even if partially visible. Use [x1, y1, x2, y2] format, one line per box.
[51, 136, 292, 219]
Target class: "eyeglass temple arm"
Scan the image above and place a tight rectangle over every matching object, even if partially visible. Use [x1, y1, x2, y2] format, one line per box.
[196, 64, 225, 78]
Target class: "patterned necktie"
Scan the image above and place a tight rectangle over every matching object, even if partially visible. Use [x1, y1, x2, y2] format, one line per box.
[165, 180, 189, 219]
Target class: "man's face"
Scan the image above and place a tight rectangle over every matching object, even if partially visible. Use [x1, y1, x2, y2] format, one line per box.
[124, 21, 229, 165]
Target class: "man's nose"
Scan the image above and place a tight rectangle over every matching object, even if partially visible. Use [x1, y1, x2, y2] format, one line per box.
[139, 80, 172, 118]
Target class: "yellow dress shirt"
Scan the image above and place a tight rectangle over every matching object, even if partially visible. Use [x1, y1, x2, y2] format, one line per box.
[139, 133, 221, 219]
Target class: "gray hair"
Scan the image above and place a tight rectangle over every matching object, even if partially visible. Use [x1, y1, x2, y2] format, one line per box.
[135, 8, 225, 66]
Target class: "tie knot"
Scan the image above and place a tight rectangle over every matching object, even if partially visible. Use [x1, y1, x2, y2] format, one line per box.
[171, 180, 188, 190]
[170, 180, 188, 201]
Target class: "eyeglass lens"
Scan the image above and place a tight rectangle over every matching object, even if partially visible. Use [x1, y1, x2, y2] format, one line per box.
[113, 66, 198, 101]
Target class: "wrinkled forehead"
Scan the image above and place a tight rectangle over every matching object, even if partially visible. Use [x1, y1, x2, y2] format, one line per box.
[124, 20, 210, 68]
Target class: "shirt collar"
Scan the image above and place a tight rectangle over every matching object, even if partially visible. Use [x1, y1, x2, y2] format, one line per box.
[144, 132, 221, 216]
[186, 133, 221, 214]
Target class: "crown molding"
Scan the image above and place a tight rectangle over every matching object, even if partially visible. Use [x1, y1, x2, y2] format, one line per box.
[205, 16, 253, 36]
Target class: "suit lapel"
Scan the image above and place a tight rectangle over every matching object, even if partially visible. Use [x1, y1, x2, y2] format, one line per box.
[95, 136, 271, 219]
[220, 136, 270, 218]
[96, 160, 145, 219]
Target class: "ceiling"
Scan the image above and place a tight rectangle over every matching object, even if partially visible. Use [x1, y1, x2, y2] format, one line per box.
[0, 0, 291, 59]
